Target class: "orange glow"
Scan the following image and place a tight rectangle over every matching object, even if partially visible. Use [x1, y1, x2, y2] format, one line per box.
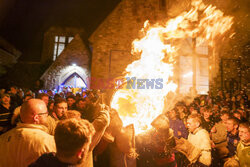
[111, 0, 233, 135]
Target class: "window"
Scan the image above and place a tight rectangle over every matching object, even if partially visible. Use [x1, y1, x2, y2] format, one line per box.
[179, 38, 209, 95]
[53, 36, 74, 61]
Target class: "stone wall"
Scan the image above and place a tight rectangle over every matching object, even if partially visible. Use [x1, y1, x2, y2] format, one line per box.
[41, 34, 90, 90]
[89, 0, 249, 95]
[41, 27, 86, 63]
[89, 0, 184, 80]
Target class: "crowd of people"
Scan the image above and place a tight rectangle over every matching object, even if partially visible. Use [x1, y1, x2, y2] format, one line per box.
[0, 85, 249, 167]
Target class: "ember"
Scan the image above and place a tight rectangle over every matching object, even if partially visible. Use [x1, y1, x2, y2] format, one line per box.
[111, 0, 234, 135]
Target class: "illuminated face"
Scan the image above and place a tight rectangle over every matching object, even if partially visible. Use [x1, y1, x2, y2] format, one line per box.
[233, 113, 241, 120]
[239, 126, 250, 143]
[41, 96, 49, 106]
[55, 102, 68, 119]
[203, 111, 211, 119]
[1, 95, 10, 105]
[37, 111, 49, 127]
[220, 114, 229, 123]
[226, 119, 236, 133]
[213, 105, 219, 112]
[10, 87, 17, 94]
[67, 98, 75, 107]
[190, 109, 198, 115]
[187, 118, 199, 133]
[169, 110, 177, 120]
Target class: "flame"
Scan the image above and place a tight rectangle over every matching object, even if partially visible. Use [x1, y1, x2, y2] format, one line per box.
[111, 0, 233, 135]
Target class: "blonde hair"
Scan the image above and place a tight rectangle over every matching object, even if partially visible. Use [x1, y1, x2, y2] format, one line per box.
[188, 113, 202, 125]
[64, 110, 81, 119]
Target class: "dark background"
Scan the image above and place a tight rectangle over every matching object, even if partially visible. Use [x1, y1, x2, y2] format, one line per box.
[0, 0, 121, 61]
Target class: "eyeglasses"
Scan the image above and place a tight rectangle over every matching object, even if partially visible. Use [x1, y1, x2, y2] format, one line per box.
[37, 112, 48, 116]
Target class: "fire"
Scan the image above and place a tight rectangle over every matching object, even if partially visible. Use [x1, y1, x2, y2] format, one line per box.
[111, 0, 233, 135]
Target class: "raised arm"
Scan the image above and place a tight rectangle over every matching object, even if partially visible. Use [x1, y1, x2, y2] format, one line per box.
[89, 106, 110, 151]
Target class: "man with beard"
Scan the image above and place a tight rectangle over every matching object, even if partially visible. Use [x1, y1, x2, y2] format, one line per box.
[29, 118, 96, 167]
[0, 99, 56, 167]
[51, 98, 68, 120]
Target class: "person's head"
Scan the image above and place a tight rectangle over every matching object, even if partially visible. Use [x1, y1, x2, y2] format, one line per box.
[37, 93, 49, 106]
[187, 114, 201, 133]
[48, 99, 54, 113]
[213, 104, 220, 112]
[66, 95, 76, 107]
[47, 90, 53, 97]
[168, 109, 177, 120]
[203, 106, 212, 120]
[0, 88, 5, 95]
[233, 111, 242, 121]
[53, 98, 68, 120]
[76, 98, 87, 111]
[23, 94, 33, 102]
[220, 111, 229, 124]
[64, 110, 81, 120]
[20, 99, 49, 126]
[238, 122, 250, 144]
[236, 94, 242, 101]
[59, 92, 65, 98]
[199, 106, 205, 115]
[18, 89, 24, 98]
[225, 92, 231, 99]
[10, 86, 18, 94]
[1, 93, 11, 105]
[54, 118, 95, 164]
[226, 117, 239, 133]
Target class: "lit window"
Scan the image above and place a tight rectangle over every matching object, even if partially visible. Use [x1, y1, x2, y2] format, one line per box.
[179, 38, 209, 95]
[53, 36, 74, 61]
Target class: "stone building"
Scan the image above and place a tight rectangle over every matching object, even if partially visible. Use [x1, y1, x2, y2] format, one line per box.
[89, 0, 211, 95]
[35, 0, 249, 96]
[40, 34, 90, 92]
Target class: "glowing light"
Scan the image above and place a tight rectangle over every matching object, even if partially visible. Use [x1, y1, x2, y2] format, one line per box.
[111, 0, 234, 135]
[72, 63, 76, 67]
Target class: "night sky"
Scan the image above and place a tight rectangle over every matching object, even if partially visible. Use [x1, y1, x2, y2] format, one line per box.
[0, 0, 121, 61]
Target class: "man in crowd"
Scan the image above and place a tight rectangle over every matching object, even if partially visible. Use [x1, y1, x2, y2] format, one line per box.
[0, 99, 56, 167]
[235, 122, 250, 166]
[11, 94, 33, 125]
[30, 103, 110, 167]
[0, 93, 14, 134]
[226, 117, 240, 157]
[67, 95, 76, 110]
[29, 118, 95, 167]
[187, 114, 211, 166]
[210, 111, 229, 160]
[38, 93, 49, 106]
[51, 98, 68, 120]
[9, 86, 22, 107]
[201, 106, 215, 132]
[168, 108, 188, 139]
